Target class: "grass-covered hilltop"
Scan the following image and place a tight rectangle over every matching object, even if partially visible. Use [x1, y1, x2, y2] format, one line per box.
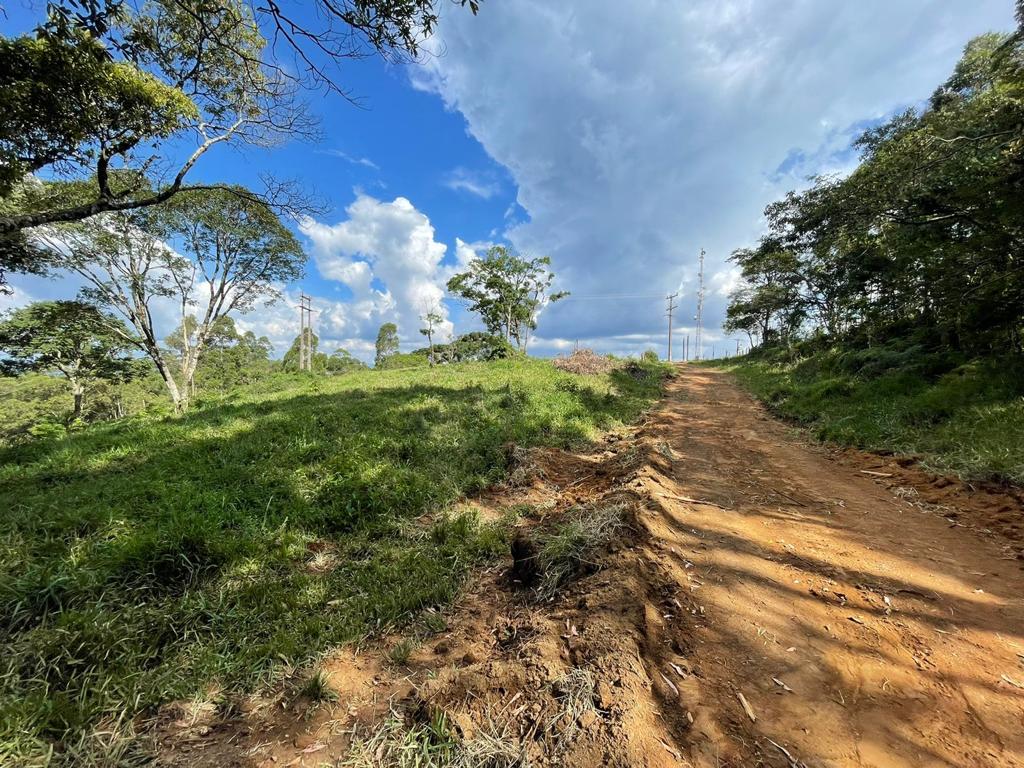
[0, 356, 668, 764]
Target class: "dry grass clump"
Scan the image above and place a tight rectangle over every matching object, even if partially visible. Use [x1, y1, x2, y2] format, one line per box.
[535, 501, 629, 599]
[551, 350, 619, 375]
[341, 708, 529, 768]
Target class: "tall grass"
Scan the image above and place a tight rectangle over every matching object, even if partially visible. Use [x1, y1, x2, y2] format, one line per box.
[712, 342, 1024, 485]
[0, 359, 667, 765]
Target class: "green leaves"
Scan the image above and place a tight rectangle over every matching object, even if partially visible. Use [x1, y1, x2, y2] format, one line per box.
[446, 246, 567, 351]
[0, 301, 139, 417]
[375, 322, 400, 367]
[730, 29, 1024, 355]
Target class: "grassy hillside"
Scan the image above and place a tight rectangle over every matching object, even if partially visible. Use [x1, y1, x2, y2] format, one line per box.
[712, 342, 1024, 486]
[0, 358, 667, 765]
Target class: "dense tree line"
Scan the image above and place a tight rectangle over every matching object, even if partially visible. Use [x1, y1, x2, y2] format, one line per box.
[727, 24, 1024, 355]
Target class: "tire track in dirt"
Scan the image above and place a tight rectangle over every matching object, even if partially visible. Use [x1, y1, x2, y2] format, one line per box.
[155, 366, 1024, 767]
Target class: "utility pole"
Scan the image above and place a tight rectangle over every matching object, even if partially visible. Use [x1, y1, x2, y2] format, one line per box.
[694, 248, 705, 361]
[298, 295, 307, 371]
[665, 292, 679, 362]
[298, 294, 316, 371]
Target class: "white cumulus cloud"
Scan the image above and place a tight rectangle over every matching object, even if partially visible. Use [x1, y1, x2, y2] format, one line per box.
[300, 194, 457, 350]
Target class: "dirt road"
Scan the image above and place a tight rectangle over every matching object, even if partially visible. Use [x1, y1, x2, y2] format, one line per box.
[635, 367, 1024, 766]
[158, 366, 1024, 767]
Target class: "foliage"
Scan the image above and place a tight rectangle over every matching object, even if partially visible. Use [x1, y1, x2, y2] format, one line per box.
[0, 0, 313, 243]
[52, 187, 303, 411]
[420, 309, 444, 365]
[446, 246, 567, 352]
[0, 371, 168, 446]
[325, 347, 368, 374]
[0, 31, 194, 197]
[0, 300, 139, 417]
[0, 0, 482, 256]
[169, 315, 274, 389]
[726, 28, 1024, 354]
[377, 350, 431, 370]
[430, 332, 515, 364]
[0, 357, 666, 764]
[375, 322, 400, 367]
[714, 342, 1024, 485]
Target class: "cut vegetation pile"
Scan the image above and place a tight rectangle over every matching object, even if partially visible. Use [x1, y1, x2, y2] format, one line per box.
[0, 358, 668, 766]
[551, 350, 619, 375]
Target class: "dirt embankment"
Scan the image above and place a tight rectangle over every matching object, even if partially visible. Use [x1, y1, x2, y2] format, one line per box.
[156, 367, 1024, 767]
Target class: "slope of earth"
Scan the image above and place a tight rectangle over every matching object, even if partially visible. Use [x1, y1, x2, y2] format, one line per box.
[156, 366, 1024, 768]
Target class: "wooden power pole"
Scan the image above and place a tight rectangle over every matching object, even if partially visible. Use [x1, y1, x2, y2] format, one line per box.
[665, 292, 679, 362]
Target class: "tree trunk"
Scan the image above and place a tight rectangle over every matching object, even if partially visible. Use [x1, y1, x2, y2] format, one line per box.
[72, 382, 84, 420]
[149, 349, 187, 413]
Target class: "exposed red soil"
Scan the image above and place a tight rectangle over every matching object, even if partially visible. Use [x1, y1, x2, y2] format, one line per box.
[154, 366, 1024, 767]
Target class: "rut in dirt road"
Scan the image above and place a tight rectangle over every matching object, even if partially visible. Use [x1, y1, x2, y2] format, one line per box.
[640, 367, 1024, 767]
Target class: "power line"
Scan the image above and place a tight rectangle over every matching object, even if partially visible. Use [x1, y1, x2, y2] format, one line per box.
[298, 294, 318, 371]
[558, 293, 665, 301]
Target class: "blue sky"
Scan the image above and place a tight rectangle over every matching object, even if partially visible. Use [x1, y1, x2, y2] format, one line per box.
[2, 1, 1018, 361]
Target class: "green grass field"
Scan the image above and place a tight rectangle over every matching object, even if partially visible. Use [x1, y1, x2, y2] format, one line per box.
[712, 343, 1024, 486]
[0, 358, 667, 766]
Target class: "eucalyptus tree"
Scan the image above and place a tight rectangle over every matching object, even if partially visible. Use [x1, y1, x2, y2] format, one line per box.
[0, 300, 138, 418]
[53, 187, 304, 411]
[375, 322, 399, 367]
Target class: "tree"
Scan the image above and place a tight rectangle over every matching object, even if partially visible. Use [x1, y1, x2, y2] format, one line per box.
[0, 0, 482, 255]
[375, 322, 400, 367]
[446, 246, 568, 352]
[53, 187, 304, 411]
[726, 28, 1024, 355]
[0, 300, 138, 419]
[723, 245, 804, 347]
[325, 347, 367, 373]
[419, 309, 444, 365]
[167, 314, 272, 390]
[0, 0, 317, 243]
[283, 330, 325, 372]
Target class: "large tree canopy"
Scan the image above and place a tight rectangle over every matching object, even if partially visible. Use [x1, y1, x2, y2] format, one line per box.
[0, 0, 481, 275]
[51, 186, 304, 411]
[727, 27, 1024, 354]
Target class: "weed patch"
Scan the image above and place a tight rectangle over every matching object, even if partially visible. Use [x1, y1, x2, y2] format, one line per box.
[713, 345, 1024, 485]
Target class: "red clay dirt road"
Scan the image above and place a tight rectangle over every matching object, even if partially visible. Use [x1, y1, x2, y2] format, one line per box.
[634, 366, 1024, 766]
[157, 365, 1024, 768]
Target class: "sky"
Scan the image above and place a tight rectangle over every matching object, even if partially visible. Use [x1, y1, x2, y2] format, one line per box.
[2, 0, 1017, 361]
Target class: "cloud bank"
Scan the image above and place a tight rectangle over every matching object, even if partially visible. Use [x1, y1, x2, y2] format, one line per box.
[412, 0, 1014, 357]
